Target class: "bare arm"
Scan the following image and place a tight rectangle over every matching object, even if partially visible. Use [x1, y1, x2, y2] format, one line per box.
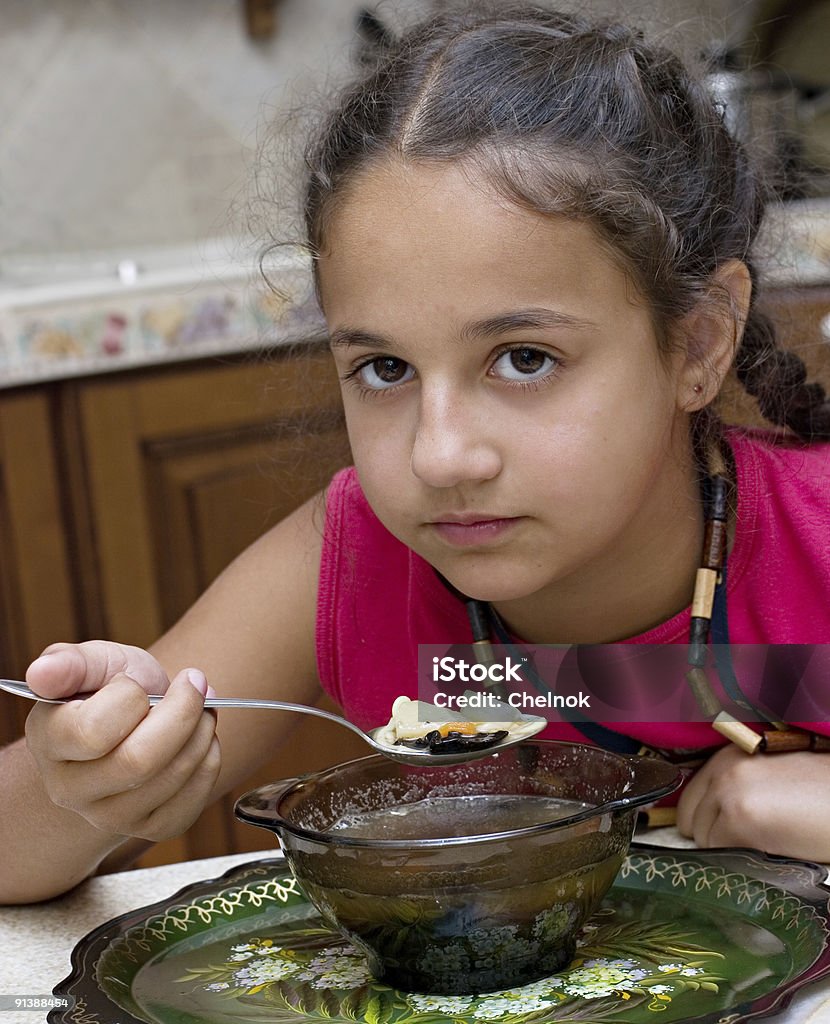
[0, 493, 326, 904]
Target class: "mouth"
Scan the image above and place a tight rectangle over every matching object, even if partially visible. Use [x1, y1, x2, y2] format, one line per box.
[429, 515, 524, 547]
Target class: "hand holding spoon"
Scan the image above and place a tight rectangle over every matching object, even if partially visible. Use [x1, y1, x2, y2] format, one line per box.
[0, 678, 546, 767]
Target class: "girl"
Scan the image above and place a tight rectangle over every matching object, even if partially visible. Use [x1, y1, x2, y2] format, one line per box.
[2, 2, 829, 904]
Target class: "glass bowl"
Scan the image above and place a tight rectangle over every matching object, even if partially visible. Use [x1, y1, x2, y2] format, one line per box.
[235, 740, 681, 994]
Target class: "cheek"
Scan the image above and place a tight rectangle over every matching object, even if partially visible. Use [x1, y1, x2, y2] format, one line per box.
[343, 403, 410, 503]
[577, 356, 679, 446]
[345, 402, 400, 461]
[515, 373, 679, 501]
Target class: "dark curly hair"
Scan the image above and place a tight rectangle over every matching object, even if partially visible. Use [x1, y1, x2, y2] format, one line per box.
[302, 1, 830, 443]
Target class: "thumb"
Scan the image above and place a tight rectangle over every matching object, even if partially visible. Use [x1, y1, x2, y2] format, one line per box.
[26, 641, 170, 700]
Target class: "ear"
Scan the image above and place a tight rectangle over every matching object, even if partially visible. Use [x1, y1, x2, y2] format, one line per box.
[675, 259, 752, 412]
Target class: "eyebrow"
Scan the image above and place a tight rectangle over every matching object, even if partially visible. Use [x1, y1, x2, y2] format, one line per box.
[460, 307, 596, 341]
[328, 307, 596, 349]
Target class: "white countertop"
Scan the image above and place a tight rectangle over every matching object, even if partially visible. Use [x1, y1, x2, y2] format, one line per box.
[0, 828, 828, 1024]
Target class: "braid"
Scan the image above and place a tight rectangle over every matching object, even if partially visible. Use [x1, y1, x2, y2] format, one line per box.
[735, 291, 830, 440]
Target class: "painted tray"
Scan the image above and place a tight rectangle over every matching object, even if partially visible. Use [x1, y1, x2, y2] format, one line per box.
[49, 844, 830, 1024]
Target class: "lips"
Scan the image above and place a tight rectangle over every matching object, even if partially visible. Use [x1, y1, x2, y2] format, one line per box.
[431, 512, 512, 526]
[429, 514, 524, 547]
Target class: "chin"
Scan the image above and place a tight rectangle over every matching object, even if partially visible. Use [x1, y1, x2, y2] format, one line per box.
[439, 564, 545, 605]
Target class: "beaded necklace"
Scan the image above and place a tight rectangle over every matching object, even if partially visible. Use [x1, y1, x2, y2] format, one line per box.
[447, 461, 827, 758]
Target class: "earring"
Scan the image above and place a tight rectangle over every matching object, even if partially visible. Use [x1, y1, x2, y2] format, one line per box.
[693, 383, 704, 395]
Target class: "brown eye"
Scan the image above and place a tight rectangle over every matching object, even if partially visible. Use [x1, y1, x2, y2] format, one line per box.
[357, 356, 415, 389]
[375, 357, 407, 382]
[510, 348, 546, 373]
[492, 347, 557, 382]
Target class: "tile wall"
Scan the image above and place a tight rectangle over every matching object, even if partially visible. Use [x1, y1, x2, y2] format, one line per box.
[0, 0, 750, 266]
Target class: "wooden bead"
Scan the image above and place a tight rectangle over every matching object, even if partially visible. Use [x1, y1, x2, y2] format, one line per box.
[685, 666, 722, 718]
[761, 729, 812, 752]
[711, 712, 763, 754]
[472, 638, 497, 666]
[691, 568, 718, 619]
[762, 729, 830, 753]
[702, 519, 727, 570]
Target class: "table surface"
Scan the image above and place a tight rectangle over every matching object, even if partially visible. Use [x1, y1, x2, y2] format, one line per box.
[1, 828, 828, 1024]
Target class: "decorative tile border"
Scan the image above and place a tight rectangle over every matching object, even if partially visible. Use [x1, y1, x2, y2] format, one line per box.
[0, 266, 323, 388]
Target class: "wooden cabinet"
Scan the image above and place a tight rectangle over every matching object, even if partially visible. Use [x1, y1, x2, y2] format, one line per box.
[0, 343, 367, 868]
[60, 348, 351, 644]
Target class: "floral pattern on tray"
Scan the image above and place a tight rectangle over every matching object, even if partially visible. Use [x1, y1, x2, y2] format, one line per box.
[51, 845, 830, 1024]
[174, 926, 726, 1020]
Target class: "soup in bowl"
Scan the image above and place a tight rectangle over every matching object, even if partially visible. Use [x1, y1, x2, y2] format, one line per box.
[235, 741, 681, 994]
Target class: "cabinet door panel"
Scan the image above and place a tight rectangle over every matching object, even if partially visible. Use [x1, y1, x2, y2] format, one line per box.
[142, 411, 349, 627]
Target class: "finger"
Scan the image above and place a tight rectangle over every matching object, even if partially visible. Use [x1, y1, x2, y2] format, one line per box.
[84, 710, 219, 817]
[41, 670, 216, 815]
[26, 674, 153, 762]
[675, 768, 706, 837]
[678, 759, 729, 847]
[26, 643, 101, 698]
[688, 787, 721, 847]
[703, 812, 747, 849]
[26, 641, 170, 699]
[31, 666, 210, 766]
[141, 735, 223, 840]
[100, 735, 222, 842]
[86, 670, 213, 784]
[108, 669, 214, 781]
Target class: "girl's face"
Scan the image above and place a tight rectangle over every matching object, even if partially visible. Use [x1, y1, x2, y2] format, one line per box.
[317, 159, 701, 622]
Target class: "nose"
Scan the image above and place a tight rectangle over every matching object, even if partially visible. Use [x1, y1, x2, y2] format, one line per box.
[410, 387, 502, 488]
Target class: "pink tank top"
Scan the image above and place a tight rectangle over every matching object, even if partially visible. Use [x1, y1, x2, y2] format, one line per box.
[316, 429, 830, 747]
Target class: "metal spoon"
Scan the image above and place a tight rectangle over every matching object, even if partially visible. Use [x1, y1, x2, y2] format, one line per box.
[0, 678, 546, 766]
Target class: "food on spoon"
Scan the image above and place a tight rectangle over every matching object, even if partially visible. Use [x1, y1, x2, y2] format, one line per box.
[374, 695, 545, 754]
